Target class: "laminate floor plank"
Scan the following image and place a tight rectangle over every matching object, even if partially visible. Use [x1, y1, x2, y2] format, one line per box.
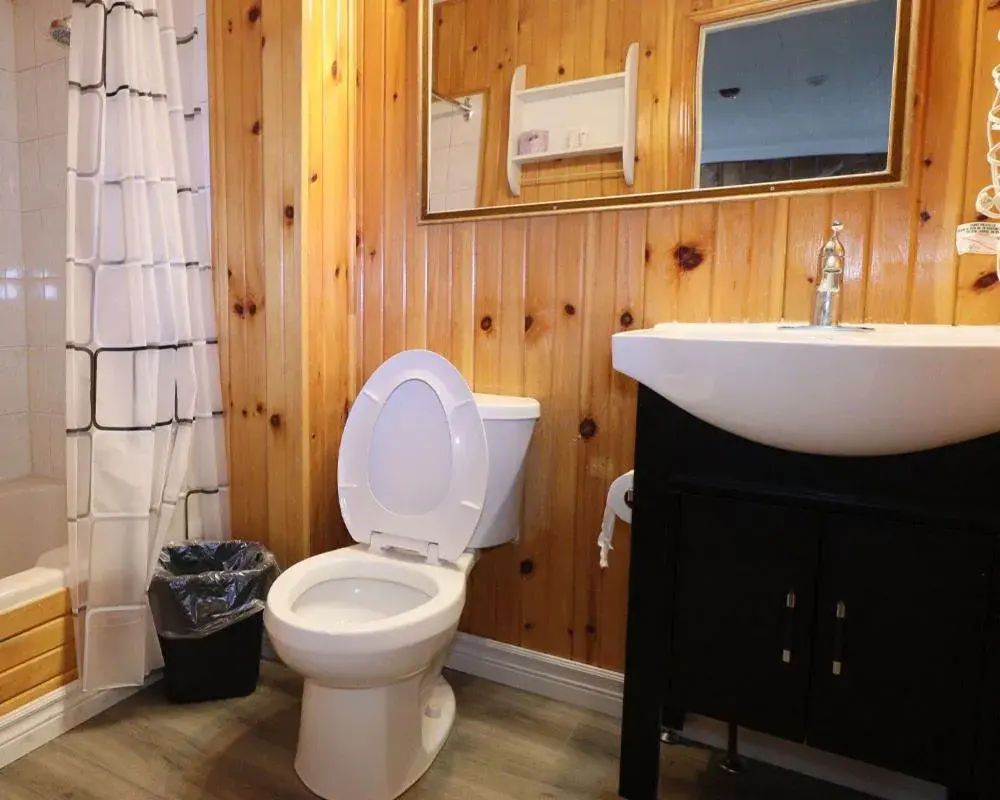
[0, 662, 876, 799]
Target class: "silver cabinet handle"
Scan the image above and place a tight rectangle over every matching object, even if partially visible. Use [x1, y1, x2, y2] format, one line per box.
[832, 601, 846, 676]
[781, 589, 797, 664]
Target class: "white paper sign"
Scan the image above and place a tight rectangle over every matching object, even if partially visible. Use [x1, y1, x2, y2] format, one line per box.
[957, 222, 1000, 255]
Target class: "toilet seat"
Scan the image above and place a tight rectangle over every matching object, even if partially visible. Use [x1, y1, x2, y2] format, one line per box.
[265, 547, 471, 660]
[338, 350, 488, 564]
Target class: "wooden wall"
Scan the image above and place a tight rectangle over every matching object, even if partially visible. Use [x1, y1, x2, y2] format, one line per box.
[0, 591, 77, 715]
[213, 0, 1000, 671]
[433, 0, 681, 206]
[209, 0, 355, 566]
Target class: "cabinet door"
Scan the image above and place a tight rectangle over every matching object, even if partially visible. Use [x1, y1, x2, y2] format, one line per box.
[667, 495, 820, 741]
[809, 515, 992, 788]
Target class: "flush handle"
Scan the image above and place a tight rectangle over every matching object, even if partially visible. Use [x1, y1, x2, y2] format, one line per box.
[832, 601, 847, 676]
[781, 589, 797, 664]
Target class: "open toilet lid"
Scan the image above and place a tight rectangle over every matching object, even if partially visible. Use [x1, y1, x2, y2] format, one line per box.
[337, 350, 488, 563]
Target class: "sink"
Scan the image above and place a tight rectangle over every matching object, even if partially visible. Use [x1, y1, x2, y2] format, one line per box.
[612, 323, 1000, 457]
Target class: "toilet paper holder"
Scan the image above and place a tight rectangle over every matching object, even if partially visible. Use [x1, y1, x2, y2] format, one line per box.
[598, 471, 634, 568]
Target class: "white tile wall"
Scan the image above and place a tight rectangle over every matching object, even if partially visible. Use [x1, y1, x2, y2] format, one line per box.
[428, 94, 486, 213]
[0, 1, 15, 73]
[2, 0, 70, 481]
[0, 70, 17, 142]
[0, 414, 32, 481]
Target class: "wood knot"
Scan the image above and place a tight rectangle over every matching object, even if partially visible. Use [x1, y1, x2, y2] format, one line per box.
[644, 245, 651, 263]
[919, 209, 932, 223]
[645, 48, 652, 57]
[255, 403, 264, 413]
[471, 44, 479, 53]
[558, 65, 565, 75]
[974, 272, 1000, 291]
[585, 624, 597, 634]
[524, 314, 534, 331]
[241, 408, 248, 417]
[523, 622, 535, 631]
[233, 301, 245, 316]
[620, 311, 634, 328]
[269, 413, 282, 428]
[251, 120, 261, 135]
[480, 315, 493, 332]
[247, 301, 257, 316]
[331, 60, 339, 79]
[564, 303, 576, 316]
[284, 205, 294, 221]
[923, 157, 933, 167]
[310, 173, 319, 183]
[674, 245, 704, 271]
[247, 5, 261, 23]
[519, 559, 534, 575]
[579, 417, 598, 440]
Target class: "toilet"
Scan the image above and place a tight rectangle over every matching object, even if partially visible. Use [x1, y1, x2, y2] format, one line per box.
[264, 350, 540, 800]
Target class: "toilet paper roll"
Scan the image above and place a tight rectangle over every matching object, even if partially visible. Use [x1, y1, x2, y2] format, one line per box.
[598, 470, 634, 569]
[606, 471, 634, 524]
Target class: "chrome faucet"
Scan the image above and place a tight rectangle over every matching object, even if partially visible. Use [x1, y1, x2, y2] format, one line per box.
[811, 221, 846, 328]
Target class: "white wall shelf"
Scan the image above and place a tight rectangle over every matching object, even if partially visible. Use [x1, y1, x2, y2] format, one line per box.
[506, 43, 639, 197]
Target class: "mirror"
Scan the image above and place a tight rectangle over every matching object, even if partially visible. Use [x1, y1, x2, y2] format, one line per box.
[421, 0, 917, 221]
[698, 0, 896, 188]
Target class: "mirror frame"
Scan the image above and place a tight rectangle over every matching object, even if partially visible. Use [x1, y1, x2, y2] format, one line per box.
[418, 0, 919, 224]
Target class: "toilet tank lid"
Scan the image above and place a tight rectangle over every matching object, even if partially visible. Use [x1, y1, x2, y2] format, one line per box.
[473, 393, 541, 420]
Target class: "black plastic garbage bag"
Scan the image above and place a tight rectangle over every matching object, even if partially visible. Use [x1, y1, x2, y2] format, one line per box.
[148, 541, 280, 639]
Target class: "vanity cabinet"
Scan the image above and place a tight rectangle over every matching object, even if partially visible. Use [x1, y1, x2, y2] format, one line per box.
[668, 495, 819, 743]
[620, 388, 1000, 800]
[808, 515, 990, 787]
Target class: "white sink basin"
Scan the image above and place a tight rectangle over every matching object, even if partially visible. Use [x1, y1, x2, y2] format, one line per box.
[612, 323, 1000, 457]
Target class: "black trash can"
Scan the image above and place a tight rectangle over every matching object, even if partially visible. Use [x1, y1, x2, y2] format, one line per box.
[148, 541, 280, 704]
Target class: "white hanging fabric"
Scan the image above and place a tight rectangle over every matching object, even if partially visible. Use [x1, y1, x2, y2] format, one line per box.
[66, 0, 228, 690]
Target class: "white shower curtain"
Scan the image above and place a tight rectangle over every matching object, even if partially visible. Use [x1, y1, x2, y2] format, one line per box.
[66, 0, 228, 690]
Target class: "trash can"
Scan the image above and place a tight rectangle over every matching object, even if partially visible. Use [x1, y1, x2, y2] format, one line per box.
[148, 541, 280, 704]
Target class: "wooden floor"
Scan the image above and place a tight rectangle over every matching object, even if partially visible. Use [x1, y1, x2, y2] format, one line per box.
[0, 662, 875, 799]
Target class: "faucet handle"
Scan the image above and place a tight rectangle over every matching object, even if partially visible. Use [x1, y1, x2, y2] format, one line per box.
[819, 221, 846, 270]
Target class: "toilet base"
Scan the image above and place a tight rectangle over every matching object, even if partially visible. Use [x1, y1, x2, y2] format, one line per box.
[294, 672, 456, 800]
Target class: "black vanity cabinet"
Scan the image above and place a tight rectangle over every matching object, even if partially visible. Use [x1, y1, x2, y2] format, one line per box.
[619, 388, 1000, 800]
[668, 495, 820, 743]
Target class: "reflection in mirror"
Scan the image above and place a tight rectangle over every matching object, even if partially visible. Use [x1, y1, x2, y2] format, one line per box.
[698, 0, 897, 189]
[422, 0, 912, 220]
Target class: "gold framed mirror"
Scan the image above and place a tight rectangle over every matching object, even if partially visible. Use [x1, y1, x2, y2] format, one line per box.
[419, 0, 919, 222]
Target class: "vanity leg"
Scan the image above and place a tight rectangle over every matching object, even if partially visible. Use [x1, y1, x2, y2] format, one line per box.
[619, 392, 680, 800]
[659, 728, 681, 745]
[659, 707, 685, 744]
[719, 722, 746, 775]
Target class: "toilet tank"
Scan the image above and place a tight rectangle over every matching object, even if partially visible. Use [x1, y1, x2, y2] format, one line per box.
[469, 393, 541, 549]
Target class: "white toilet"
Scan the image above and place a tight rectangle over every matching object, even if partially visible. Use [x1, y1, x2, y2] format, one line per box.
[264, 350, 540, 800]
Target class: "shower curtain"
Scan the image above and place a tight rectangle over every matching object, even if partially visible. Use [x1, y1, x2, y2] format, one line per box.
[66, 0, 228, 690]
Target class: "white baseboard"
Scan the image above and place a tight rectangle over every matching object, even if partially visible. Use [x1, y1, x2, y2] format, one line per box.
[0, 674, 159, 769]
[445, 633, 946, 800]
[446, 632, 625, 718]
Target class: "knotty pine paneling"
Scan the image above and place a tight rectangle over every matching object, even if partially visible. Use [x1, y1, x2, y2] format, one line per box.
[213, 0, 1000, 671]
[433, 0, 669, 206]
[0, 591, 77, 716]
[211, 0, 343, 567]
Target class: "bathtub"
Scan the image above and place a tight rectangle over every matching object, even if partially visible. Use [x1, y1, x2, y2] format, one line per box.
[0, 477, 69, 610]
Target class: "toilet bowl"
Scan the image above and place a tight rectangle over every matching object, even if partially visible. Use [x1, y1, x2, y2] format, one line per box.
[264, 350, 540, 800]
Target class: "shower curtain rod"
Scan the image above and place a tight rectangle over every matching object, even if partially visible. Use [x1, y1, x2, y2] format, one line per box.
[432, 91, 473, 121]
